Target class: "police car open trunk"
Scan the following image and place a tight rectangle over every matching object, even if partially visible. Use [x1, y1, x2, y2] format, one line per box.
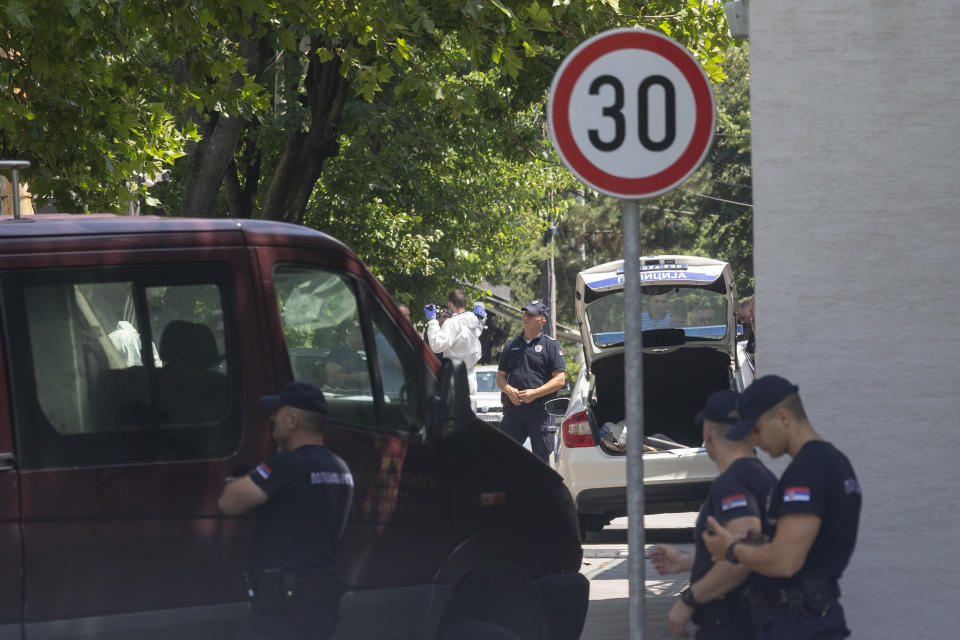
[590, 347, 732, 454]
[575, 256, 742, 455]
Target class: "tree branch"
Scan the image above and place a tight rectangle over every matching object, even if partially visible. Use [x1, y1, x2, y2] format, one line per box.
[260, 51, 348, 223]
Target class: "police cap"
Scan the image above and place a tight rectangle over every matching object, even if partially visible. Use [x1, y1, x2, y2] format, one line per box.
[260, 381, 329, 415]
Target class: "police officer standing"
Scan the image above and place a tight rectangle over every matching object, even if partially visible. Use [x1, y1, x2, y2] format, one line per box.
[649, 390, 778, 639]
[496, 301, 565, 463]
[702, 375, 862, 640]
[218, 382, 354, 640]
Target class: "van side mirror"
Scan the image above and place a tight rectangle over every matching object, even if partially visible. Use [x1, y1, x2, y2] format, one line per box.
[544, 397, 569, 417]
[428, 358, 472, 439]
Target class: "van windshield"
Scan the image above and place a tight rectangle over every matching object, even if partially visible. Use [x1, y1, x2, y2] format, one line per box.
[587, 288, 729, 347]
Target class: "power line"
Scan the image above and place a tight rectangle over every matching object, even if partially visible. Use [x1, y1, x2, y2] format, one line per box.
[686, 175, 753, 190]
[677, 188, 753, 208]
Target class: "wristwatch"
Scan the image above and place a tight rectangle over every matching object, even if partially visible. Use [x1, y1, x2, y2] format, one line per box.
[679, 585, 696, 607]
[725, 541, 740, 565]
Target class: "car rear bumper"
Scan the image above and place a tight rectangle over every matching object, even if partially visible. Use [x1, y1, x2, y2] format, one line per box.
[575, 480, 712, 516]
[556, 445, 717, 516]
[474, 412, 503, 427]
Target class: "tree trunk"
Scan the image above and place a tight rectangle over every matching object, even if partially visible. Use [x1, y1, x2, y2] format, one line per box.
[260, 52, 348, 224]
[224, 141, 261, 219]
[179, 115, 246, 217]
[224, 160, 249, 219]
[179, 34, 270, 218]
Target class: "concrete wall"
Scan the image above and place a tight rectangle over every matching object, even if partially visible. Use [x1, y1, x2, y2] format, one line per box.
[749, 1, 960, 636]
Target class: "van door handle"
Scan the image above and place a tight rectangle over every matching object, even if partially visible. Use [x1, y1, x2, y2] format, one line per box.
[0, 453, 14, 471]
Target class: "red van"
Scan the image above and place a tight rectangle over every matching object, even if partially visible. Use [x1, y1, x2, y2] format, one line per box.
[0, 215, 587, 640]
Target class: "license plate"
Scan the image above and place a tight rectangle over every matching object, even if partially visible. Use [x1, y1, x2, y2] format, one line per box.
[478, 414, 502, 422]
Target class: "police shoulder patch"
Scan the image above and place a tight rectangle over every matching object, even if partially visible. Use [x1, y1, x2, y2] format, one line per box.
[783, 486, 811, 502]
[721, 494, 748, 511]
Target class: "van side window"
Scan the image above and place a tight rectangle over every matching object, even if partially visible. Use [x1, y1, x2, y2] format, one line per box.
[273, 265, 421, 433]
[368, 296, 422, 432]
[1, 264, 240, 469]
[273, 265, 377, 428]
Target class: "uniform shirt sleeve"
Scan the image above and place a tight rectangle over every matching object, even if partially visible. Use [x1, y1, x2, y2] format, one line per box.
[548, 340, 566, 373]
[249, 451, 296, 497]
[708, 464, 765, 525]
[776, 454, 826, 518]
[497, 339, 513, 373]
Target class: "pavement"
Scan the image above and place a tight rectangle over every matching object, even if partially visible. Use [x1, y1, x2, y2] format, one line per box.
[579, 513, 698, 640]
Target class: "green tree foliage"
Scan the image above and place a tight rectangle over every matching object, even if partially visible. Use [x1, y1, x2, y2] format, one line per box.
[306, 97, 567, 307]
[0, 1, 206, 209]
[1, 0, 735, 306]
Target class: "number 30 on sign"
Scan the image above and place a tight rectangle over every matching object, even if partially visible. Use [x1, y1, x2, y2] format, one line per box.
[548, 29, 715, 199]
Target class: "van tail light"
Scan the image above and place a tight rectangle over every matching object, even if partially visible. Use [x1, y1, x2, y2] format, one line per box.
[562, 411, 595, 448]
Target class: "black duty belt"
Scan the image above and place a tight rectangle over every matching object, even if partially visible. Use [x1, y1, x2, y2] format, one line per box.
[502, 396, 546, 411]
[740, 577, 841, 626]
[767, 577, 840, 619]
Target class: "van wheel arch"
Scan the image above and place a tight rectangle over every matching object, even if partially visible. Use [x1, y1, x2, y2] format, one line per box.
[435, 565, 548, 640]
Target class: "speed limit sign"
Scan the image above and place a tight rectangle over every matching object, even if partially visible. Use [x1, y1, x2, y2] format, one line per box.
[548, 28, 715, 199]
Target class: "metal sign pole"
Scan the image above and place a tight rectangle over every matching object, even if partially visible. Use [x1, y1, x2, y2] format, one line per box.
[546, 29, 714, 640]
[623, 199, 645, 640]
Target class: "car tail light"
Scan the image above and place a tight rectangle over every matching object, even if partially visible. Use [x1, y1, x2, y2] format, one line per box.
[562, 411, 595, 448]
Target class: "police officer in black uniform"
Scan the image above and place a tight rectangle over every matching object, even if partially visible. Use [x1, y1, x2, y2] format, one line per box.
[649, 390, 778, 639]
[703, 375, 862, 640]
[496, 301, 565, 463]
[218, 382, 354, 640]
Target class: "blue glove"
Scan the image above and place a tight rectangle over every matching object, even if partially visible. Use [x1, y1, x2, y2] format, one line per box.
[424, 303, 437, 321]
[473, 302, 486, 320]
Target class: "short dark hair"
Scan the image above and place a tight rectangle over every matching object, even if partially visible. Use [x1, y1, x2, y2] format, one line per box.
[448, 289, 467, 310]
[706, 420, 734, 438]
[292, 408, 326, 434]
[773, 393, 808, 422]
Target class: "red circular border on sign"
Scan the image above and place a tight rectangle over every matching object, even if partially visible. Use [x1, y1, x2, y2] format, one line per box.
[550, 30, 714, 197]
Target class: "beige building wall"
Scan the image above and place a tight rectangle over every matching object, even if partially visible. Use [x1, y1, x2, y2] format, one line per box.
[749, 1, 960, 636]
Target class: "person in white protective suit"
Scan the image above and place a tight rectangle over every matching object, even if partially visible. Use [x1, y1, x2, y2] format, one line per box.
[424, 289, 485, 395]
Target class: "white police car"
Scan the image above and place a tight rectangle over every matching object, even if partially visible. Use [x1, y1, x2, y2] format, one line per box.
[471, 364, 503, 426]
[547, 255, 754, 536]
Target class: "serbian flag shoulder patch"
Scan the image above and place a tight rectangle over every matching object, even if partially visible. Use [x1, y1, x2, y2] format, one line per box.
[255, 463, 272, 480]
[721, 494, 748, 511]
[783, 486, 811, 502]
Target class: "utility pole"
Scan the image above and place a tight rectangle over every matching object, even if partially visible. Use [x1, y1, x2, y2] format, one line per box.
[541, 223, 558, 339]
[541, 185, 561, 339]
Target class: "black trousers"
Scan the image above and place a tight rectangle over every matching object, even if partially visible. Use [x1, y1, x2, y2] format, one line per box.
[696, 619, 757, 639]
[757, 599, 850, 640]
[500, 404, 555, 463]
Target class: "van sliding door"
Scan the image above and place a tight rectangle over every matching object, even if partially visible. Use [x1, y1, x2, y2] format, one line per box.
[0, 253, 259, 640]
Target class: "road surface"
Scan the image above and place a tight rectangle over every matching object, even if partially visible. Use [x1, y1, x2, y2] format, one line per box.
[580, 513, 697, 639]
